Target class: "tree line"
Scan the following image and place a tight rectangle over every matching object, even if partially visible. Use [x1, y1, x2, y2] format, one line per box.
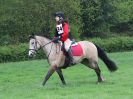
[0, 0, 133, 45]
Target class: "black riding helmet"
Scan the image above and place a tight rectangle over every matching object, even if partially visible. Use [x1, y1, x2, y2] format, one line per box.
[54, 11, 65, 20]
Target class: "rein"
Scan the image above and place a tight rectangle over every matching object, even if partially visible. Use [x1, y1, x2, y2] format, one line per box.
[41, 41, 54, 59]
[41, 41, 53, 48]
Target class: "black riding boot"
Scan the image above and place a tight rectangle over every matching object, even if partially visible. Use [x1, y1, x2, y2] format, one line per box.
[68, 49, 74, 64]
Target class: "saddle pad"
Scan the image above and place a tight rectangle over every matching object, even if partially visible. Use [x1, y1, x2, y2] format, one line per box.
[71, 43, 83, 56]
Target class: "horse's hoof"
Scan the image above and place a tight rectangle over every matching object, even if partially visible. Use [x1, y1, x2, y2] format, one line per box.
[101, 77, 105, 82]
[96, 81, 103, 84]
[96, 82, 100, 84]
[97, 77, 105, 84]
[63, 83, 66, 85]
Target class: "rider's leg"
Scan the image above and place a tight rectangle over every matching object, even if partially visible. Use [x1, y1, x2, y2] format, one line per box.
[64, 39, 72, 51]
[64, 39, 74, 63]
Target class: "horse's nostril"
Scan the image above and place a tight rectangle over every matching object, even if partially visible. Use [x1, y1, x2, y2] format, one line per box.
[29, 52, 33, 57]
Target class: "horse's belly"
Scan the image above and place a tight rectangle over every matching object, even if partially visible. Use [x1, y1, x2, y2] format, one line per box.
[73, 56, 84, 63]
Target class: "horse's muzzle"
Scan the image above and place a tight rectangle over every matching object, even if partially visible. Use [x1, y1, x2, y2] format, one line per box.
[28, 50, 36, 58]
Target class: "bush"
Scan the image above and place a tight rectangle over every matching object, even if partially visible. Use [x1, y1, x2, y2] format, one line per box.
[0, 43, 45, 63]
[0, 36, 133, 63]
[90, 36, 133, 52]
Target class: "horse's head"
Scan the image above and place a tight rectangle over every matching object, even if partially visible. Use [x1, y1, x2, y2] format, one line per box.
[28, 34, 41, 58]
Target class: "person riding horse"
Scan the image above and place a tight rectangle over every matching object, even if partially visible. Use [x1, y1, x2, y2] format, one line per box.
[28, 35, 118, 85]
[53, 12, 73, 63]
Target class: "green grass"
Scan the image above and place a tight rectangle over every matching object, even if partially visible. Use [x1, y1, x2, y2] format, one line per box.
[0, 51, 133, 99]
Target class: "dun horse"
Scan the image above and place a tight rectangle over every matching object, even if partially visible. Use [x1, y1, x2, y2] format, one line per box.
[28, 34, 117, 85]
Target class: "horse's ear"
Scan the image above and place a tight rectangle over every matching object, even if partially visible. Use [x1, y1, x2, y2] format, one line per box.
[29, 33, 35, 39]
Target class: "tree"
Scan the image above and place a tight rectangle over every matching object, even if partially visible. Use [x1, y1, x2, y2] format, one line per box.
[80, 0, 114, 38]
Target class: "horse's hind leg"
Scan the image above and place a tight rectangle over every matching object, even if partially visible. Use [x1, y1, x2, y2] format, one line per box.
[92, 62, 104, 83]
[82, 59, 104, 83]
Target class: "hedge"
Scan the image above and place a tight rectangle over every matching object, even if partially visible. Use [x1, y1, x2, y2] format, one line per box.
[0, 44, 45, 63]
[0, 37, 133, 63]
[90, 36, 133, 52]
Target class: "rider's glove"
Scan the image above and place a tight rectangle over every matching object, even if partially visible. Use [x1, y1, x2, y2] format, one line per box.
[52, 36, 61, 43]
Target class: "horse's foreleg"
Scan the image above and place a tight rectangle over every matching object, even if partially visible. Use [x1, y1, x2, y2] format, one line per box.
[42, 67, 55, 86]
[54, 52, 66, 85]
[55, 66, 66, 85]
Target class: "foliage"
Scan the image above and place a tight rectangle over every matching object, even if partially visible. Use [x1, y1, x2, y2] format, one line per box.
[0, 0, 133, 45]
[0, 0, 80, 45]
[0, 37, 133, 63]
[80, 0, 114, 38]
[90, 36, 133, 52]
[110, 0, 133, 35]
[0, 43, 45, 63]
[110, 18, 133, 36]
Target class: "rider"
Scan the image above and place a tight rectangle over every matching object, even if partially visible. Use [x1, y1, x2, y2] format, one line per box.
[53, 11, 73, 63]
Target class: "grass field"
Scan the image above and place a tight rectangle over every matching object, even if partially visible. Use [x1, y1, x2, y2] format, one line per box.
[0, 51, 133, 99]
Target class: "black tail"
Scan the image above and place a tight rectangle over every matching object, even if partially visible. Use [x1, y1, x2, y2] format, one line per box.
[95, 44, 118, 72]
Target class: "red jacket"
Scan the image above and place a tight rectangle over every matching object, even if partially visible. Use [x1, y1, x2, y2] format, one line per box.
[61, 22, 69, 41]
[55, 22, 69, 42]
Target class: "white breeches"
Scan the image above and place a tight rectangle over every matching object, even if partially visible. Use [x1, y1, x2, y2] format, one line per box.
[64, 39, 72, 51]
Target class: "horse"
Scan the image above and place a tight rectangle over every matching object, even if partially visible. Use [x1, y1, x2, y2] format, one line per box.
[28, 34, 118, 86]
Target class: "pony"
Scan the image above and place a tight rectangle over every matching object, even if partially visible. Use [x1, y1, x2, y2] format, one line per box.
[28, 34, 117, 86]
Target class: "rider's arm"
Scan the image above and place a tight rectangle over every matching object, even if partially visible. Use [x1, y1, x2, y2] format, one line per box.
[54, 28, 58, 37]
[61, 23, 69, 41]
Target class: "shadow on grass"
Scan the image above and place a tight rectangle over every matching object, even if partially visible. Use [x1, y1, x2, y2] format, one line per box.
[40, 79, 116, 90]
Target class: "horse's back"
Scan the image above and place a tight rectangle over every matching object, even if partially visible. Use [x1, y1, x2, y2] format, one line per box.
[78, 41, 98, 61]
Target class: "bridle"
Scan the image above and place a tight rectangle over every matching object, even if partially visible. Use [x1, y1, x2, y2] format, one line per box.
[29, 38, 53, 58]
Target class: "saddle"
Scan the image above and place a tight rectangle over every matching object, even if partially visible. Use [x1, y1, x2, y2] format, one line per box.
[71, 43, 83, 56]
[62, 42, 83, 57]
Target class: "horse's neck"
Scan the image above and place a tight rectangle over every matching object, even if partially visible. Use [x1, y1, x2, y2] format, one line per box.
[36, 36, 60, 56]
[36, 36, 51, 45]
